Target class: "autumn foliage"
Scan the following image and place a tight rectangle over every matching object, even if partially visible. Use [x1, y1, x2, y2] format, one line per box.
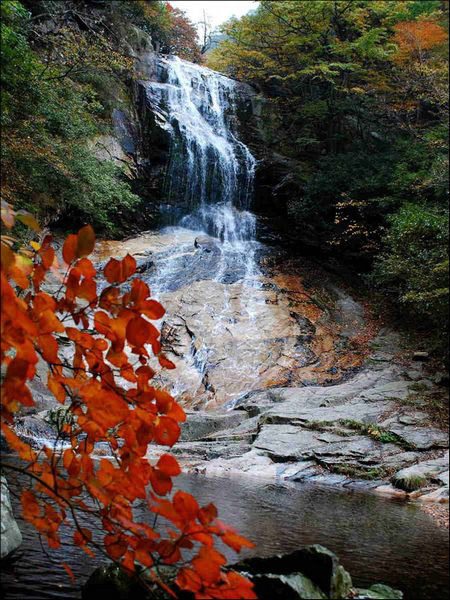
[393, 18, 448, 61]
[0, 201, 255, 599]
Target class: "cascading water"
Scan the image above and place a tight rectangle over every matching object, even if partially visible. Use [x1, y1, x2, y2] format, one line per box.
[135, 58, 347, 409]
[144, 56, 257, 244]
[141, 56, 267, 405]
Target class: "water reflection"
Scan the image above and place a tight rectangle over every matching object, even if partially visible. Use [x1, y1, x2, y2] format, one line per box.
[1, 470, 448, 600]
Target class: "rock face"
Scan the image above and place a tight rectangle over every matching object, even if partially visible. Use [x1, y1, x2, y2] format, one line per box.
[92, 231, 449, 497]
[1, 476, 22, 559]
[95, 230, 369, 409]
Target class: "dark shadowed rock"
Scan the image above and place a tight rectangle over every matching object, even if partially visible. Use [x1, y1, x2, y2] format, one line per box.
[233, 545, 352, 599]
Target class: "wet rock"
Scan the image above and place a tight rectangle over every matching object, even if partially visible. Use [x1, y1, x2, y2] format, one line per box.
[14, 415, 57, 445]
[354, 583, 403, 599]
[204, 448, 278, 479]
[266, 399, 395, 426]
[415, 486, 449, 502]
[172, 440, 251, 461]
[391, 453, 449, 491]
[1, 476, 22, 559]
[373, 485, 408, 499]
[434, 372, 449, 386]
[233, 545, 352, 599]
[250, 572, 327, 599]
[254, 425, 345, 461]
[194, 235, 219, 253]
[380, 422, 448, 450]
[136, 257, 154, 273]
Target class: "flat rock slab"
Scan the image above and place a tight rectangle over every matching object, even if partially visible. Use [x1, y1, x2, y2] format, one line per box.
[254, 425, 347, 460]
[180, 411, 248, 441]
[383, 423, 449, 450]
[266, 400, 395, 425]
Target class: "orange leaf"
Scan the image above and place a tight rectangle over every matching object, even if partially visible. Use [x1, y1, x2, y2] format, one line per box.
[39, 246, 55, 269]
[63, 234, 78, 265]
[94, 311, 111, 335]
[77, 278, 97, 303]
[153, 416, 180, 447]
[104, 534, 128, 560]
[156, 454, 181, 476]
[173, 490, 199, 522]
[76, 257, 96, 278]
[62, 562, 76, 582]
[142, 299, 165, 320]
[221, 530, 255, 552]
[126, 316, 157, 347]
[158, 354, 176, 369]
[150, 468, 173, 496]
[76, 225, 95, 258]
[104, 254, 136, 284]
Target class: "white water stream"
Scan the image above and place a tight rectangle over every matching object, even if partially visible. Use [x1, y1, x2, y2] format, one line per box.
[142, 57, 269, 405]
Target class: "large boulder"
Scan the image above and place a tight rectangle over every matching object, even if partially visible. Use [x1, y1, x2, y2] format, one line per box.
[233, 545, 402, 600]
[1, 476, 22, 559]
[233, 545, 353, 599]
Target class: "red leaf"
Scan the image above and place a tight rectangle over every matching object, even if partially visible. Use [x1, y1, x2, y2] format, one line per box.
[62, 234, 78, 265]
[126, 316, 158, 347]
[62, 562, 76, 582]
[158, 354, 176, 369]
[142, 299, 165, 320]
[153, 417, 180, 447]
[76, 257, 96, 278]
[156, 454, 181, 476]
[104, 254, 136, 284]
[173, 490, 199, 522]
[104, 534, 128, 560]
[76, 225, 95, 257]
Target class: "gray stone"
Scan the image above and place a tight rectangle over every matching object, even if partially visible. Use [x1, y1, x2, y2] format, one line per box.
[383, 424, 448, 450]
[266, 399, 395, 426]
[179, 411, 248, 442]
[416, 486, 449, 502]
[331, 565, 353, 599]
[1, 476, 22, 558]
[82, 563, 153, 600]
[391, 453, 449, 491]
[234, 545, 350, 598]
[254, 425, 348, 460]
[251, 573, 327, 599]
[355, 583, 403, 599]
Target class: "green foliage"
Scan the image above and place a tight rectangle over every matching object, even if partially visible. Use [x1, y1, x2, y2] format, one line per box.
[374, 203, 449, 341]
[1, 0, 201, 235]
[338, 420, 409, 447]
[391, 473, 427, 492]
[210, 0, 449, 359]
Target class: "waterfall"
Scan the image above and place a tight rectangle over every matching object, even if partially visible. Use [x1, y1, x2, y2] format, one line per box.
[144, 56, 257, 245]
[141, 57, 269, 407]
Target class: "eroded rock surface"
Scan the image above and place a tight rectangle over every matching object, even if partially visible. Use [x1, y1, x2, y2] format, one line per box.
[95, 229, 371, 409]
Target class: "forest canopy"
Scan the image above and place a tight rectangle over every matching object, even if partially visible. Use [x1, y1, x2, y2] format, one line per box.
[207, 0, 449, 352]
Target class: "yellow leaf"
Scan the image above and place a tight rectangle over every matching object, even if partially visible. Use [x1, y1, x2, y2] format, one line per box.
[16, 211, 41, 232]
